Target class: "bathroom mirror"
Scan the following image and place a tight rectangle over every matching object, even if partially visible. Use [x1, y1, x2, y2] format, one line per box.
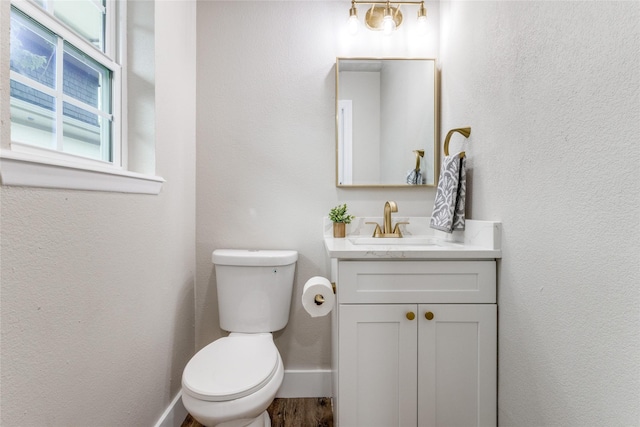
[336, 58, 438, 187]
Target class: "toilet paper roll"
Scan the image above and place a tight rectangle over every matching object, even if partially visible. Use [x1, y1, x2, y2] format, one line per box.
[301, 276, 335, 318]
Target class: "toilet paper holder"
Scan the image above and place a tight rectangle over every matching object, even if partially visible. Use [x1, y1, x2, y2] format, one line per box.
[314, 282, 336, 305]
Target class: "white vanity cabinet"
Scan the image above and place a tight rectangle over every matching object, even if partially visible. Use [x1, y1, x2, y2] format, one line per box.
[332, 260, 497, 427]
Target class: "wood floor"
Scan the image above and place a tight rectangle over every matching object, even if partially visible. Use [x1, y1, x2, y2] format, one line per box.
[181, 398, 333, 427]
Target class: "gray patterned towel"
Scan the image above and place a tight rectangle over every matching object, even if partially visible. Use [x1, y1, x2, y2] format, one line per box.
[430, 153, 466, 233]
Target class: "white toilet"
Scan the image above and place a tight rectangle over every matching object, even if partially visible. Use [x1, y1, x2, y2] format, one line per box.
[181, 249, 298, 427]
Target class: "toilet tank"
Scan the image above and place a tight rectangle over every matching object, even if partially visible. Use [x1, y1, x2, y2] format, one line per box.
[212, 249, 298, 333]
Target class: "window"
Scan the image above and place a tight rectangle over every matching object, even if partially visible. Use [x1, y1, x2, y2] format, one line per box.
[10, 0, 119, 164]
[1, 0, 163, 194]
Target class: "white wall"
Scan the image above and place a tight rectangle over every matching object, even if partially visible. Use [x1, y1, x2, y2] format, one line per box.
[195, 1, 439, 370]
[440, 1, 639, 424]
[0, 1, 197, 425]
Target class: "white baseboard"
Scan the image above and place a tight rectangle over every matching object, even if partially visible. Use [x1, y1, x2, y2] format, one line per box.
[156, 370, 332, 427]
[154, 391, 187, 427]
[277, 369, 332, 398]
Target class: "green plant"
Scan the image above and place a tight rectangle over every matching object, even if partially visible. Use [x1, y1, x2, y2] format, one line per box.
[329, 203, 355, 224]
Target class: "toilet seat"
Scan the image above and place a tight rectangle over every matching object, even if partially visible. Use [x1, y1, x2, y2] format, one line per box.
[182, 333, 279, 402]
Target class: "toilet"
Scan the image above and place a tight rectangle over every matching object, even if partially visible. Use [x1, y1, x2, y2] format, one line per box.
[181, 249, 298, 427]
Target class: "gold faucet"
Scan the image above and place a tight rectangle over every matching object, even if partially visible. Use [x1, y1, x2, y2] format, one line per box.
[366, 201, 409, 238]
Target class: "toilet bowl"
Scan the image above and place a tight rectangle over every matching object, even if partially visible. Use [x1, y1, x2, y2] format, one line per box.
[182, 249, 298, 427]
[182, 333, 284, 427]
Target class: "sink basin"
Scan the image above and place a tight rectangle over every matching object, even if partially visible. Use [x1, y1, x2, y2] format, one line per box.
[348, 237, 439, 246]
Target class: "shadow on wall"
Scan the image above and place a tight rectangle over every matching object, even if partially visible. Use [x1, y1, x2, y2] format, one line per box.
[276, 253, 332, 369]
[171, 277, 197, 397]
[206, 267, 224, 343]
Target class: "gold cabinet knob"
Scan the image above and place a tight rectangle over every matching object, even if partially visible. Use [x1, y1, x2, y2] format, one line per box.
[406, 311, 416, 321]
[425, 311, 434, 320]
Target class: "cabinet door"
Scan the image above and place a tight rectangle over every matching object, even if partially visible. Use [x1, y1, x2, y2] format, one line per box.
[339, 304, 418, 427]
[418, 304, 497, 427]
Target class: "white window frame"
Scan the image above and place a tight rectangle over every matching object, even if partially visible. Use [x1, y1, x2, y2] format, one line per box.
[0, 0, 164, 195]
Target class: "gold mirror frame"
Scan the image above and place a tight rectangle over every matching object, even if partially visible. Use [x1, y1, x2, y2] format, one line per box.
[335, 57, 439, 188]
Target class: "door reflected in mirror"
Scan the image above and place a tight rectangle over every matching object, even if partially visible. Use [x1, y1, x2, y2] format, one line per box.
[336, 58, 438, 187]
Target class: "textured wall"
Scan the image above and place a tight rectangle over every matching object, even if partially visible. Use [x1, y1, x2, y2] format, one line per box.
[0, 1, 196, 425]
[195, 1, 439, 369]
[440, 1, 640, 424]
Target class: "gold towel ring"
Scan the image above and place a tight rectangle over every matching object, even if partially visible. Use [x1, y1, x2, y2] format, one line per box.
[444, 127, 471, 159]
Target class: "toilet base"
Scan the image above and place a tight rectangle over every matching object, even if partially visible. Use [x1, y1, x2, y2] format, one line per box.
[215, 411, 270, 427]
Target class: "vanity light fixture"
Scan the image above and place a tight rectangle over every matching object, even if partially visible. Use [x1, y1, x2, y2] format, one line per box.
[347, 0, 427, 36]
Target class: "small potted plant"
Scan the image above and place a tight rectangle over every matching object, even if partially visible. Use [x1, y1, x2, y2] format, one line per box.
[329, 203, 355, 238]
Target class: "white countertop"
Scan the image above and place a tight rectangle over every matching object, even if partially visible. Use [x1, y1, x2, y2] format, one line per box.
[324, 218, 502, 260]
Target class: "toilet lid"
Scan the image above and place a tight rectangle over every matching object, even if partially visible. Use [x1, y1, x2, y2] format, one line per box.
[182, 333, 279, 402]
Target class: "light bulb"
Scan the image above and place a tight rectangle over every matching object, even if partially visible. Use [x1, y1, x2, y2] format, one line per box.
[416, 15, 427, 35]
[347, 14, 359, 35]
[382, 13, 395, 36]
[347, 3, 359, 36]
[416, 3, 427, 36]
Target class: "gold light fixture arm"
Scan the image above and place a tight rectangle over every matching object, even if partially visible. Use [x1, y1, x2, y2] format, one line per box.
[352, 0, 425, 6]
[417, 2, 427, 19]
[349, 0, 358, 18]
[444, 127, 471, 159]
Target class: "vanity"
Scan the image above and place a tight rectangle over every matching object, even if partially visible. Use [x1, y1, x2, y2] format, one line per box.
[324, 218, 501, 427]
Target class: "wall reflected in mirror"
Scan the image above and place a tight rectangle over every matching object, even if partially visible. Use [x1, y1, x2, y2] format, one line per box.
[336, 58, 437, 187]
